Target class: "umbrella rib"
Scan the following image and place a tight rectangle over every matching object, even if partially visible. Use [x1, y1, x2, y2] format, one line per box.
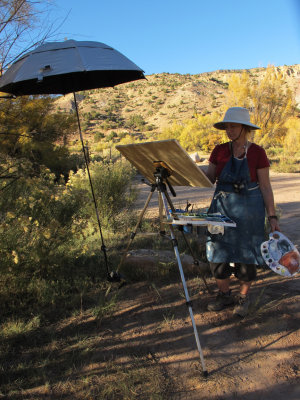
[74, 45, 86, 72]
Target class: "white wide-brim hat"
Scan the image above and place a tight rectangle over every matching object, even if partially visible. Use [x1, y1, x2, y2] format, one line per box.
[214, 107, 260, 130]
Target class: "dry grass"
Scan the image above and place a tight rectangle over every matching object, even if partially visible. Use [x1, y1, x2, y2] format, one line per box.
[0, 225, 203, 399]
[0, 290, 176, 399]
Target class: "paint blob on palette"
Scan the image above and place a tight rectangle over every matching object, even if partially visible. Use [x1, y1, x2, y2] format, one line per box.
[261, 231, 300, 277]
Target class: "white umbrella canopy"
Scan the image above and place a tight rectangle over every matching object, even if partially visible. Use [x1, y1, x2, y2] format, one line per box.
[0, 39, 145, 95]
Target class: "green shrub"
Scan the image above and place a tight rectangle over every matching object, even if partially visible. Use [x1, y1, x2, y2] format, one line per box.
[105, 131, 118, 142]
[0, 157, 89, 317]
[0, 156, 138, 318]
[272, 156, 300, 173]
[127, 114, 146, 130]
[94, 131, 105, 142]
[68, 159, 137, 231]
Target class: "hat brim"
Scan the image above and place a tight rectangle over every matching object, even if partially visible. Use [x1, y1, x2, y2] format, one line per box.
[214, 120, 260, 130]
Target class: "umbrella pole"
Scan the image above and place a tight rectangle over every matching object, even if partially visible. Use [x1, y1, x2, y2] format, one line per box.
[73, 92, 111, 279]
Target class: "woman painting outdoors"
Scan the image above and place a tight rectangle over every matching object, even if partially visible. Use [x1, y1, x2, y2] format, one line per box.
[205, 107, 280, 317]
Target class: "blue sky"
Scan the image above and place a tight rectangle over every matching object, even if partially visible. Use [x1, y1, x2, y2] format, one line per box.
[49, 0, 300, 75]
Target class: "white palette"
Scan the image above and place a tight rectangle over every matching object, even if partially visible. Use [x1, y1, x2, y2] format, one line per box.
[261, 231, 300, 277]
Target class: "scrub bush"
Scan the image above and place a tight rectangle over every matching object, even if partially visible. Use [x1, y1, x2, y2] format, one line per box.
[0, 157, 90, 317]
[94, 131, 105, 142]
[68, 159, 137, 231]
[0, 156, 137, 318]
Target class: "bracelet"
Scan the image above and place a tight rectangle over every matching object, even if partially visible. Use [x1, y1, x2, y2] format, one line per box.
[268, 215, 278, 221]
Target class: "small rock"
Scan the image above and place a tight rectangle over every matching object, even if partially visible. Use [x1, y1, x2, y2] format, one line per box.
[189, 152, 201, 163]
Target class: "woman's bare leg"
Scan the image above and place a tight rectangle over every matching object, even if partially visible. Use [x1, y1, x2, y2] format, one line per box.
[239, 280, 252, 295]
[216, 278, 231, 293]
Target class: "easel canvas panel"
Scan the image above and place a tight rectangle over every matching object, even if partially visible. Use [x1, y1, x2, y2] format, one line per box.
[116, 139, 213, 188]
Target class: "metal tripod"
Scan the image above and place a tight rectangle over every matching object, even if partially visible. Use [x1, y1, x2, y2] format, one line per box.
[117, 164, 208, 376]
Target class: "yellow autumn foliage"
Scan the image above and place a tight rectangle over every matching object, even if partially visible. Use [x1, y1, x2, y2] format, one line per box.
[225, 66, 296, 148]
[158, 112, 224, 153]
[283, 117, 300, 156]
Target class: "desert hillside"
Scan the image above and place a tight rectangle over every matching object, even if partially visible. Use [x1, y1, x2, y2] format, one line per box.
[54, 64, 300, 143]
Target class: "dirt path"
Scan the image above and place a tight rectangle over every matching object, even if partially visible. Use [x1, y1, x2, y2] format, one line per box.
[108, 272, 300, 399]
[116, 170, 300, 398]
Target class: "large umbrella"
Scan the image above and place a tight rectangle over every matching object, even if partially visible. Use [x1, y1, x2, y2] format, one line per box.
[0, 40, 145, 95]
[0, 39, 145, 281]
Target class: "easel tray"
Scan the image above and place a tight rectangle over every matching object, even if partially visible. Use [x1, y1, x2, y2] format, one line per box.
[168, 213, 236, 227]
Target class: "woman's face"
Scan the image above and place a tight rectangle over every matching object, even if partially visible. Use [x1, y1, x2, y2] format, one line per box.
[225, 123, 244, 141]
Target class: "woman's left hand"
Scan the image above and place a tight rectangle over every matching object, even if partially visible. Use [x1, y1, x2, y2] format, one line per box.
[257, 168, 280, 233]
[269, 218, 280, 232]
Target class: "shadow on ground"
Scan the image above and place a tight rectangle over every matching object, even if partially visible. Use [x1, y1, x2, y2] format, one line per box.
[1, 265, 299, 399]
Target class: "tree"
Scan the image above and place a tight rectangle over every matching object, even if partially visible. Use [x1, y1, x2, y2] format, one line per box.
[225, 67, 296, 148]
[0, 96, 76, 150]
[159, 112, 224, 153]
[283, 117, 300, 158]
[250, 68, 295, 147]
[0, 95, 77, 177]
[0, 1, 58, 73]
[224, 71, 251, 109]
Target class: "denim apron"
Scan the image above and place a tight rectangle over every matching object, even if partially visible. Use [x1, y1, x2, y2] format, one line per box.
[206, 144, 265, 265]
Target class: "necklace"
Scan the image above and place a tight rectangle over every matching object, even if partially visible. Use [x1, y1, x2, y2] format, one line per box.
[232, 141, 248, 158]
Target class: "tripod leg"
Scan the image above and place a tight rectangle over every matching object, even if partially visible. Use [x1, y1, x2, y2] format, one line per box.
[163, 190, 176, 214]
[159, 190, 208, 375]
[116, 186, 155, 273]
[169, 223, 208, 376]
[178, 227, 212, 294]
[164, 191, 211, 294]
[158, 191, 166, 235]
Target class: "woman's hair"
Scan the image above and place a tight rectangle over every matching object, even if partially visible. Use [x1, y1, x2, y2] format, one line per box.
[242, 125, 252, 134]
